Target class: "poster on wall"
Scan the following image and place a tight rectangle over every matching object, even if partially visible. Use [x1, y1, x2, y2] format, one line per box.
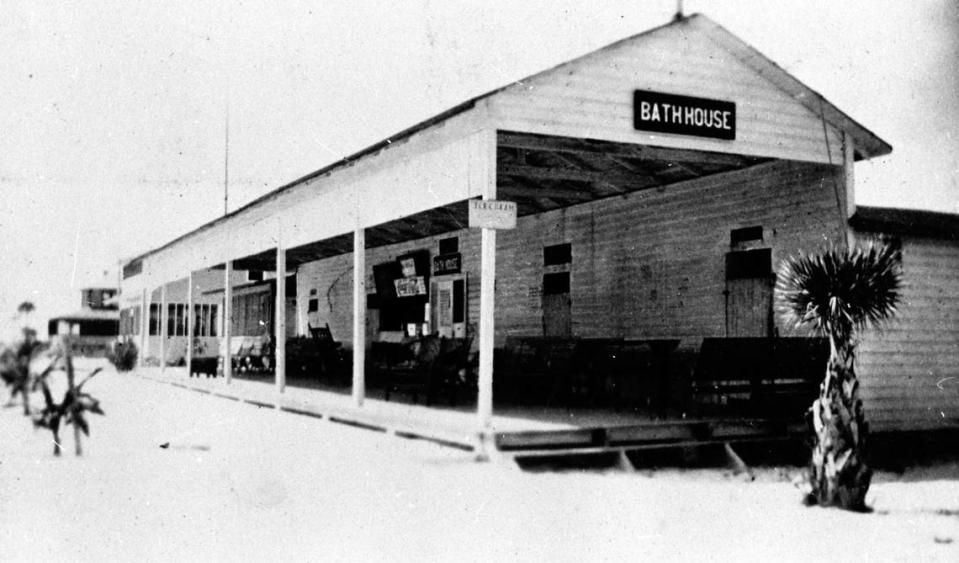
[399, 257, 418, 278]
[394, 276, 427, 297]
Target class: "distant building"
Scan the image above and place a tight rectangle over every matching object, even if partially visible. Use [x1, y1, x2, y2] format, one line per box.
[48, 287, 120, 357]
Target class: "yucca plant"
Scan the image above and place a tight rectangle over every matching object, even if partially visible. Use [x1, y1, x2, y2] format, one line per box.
[776, 240, 902, 511]
[32, 339, 104, 456]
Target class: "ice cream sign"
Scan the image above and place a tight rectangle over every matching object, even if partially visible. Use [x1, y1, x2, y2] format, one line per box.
[633, 90, 736, 140]
[469, 199, 517, 230]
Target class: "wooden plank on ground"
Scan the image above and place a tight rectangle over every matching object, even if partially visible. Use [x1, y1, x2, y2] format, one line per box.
[606, 421, 712, 445]
[495, 428, 603, 451]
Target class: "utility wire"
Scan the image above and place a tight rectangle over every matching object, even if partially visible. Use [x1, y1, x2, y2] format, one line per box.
[817, 95, 850, 247]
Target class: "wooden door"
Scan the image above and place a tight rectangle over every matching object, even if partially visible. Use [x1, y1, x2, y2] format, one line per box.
[543, 272, 571, 337]
[725, 277, 773, 337]
[725, 249, 773, 337]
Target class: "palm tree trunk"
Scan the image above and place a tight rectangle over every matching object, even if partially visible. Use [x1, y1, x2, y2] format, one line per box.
[807, 335, 871, 510]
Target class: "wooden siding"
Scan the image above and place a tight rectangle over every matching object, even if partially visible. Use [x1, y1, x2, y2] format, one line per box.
[487, 23, 843, 165]
[855, 234, 959, 432]
[297, 159, 843, 351]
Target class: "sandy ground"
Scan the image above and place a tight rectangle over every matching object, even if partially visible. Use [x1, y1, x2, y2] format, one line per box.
[1, 361, 957, 562]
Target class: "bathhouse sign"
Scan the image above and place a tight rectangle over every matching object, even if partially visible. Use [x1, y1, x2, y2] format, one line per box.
[633, 90, 736, 140]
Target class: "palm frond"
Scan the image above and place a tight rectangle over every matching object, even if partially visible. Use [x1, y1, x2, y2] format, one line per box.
[75, 367, 102, 391]
[776, 240, 903, 345]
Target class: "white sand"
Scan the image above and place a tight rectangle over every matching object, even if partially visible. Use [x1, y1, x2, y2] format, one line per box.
[2, 362, 957, 562]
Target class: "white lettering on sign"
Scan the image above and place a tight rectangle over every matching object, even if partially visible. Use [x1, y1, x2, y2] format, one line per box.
[634, 90, 736, 140]
[469, 199, 517, 229]
[641, 104, 733, 130]
[637, 101, 731, 129]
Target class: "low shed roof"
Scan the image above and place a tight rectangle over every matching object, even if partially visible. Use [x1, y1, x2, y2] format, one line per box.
[49, 308, 120, 323]
[850, 206, 959, 240]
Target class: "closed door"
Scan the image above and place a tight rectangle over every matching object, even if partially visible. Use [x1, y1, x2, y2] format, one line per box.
[725, 249, 773, 337]
[725, 277, 773, 337]
[543, 272, 571, 337]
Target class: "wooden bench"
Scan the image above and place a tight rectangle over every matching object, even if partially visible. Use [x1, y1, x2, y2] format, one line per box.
[496, 337, 680, 410]
[201, 335, 273, 377]
[290, 323, 344, 378]
[690, 337, 827, 419]
[381, 335, 474, 406]
[189, 356, 219, 378]
[496, 336, 580, 405]
[576, 338, 680, 413]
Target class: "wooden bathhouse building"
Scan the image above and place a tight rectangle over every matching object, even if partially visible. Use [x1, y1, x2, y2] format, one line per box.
[118, 13, 958, 451]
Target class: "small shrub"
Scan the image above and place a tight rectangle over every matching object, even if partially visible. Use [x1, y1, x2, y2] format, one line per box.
[109, 338, 138, 371]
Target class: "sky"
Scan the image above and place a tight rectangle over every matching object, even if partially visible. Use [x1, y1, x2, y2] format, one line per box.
[1, 0, 957, 339]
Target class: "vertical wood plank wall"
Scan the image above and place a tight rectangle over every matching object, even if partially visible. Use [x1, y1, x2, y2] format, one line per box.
[855, 234, 959, 432]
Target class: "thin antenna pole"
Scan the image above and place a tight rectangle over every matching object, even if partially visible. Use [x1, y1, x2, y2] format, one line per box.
[674, 0, 684, 21]
[224, 105, 230, 216]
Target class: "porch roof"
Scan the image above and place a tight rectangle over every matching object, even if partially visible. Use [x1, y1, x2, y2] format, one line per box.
[227, 130, 768, 271]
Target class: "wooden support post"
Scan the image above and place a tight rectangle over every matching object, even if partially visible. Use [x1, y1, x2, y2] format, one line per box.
[842, 131, 855, 220]
[477, 130, 497, 435]
[224, 260, 233, 384]
[275, 233, 287, 394]
[352, 227, 366, 406]
[186, 272, 194, 377]
[139, 287, 148, 368]
[159, 284, 167, 371]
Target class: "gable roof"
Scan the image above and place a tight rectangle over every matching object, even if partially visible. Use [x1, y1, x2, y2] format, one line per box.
[125, 12, 891, 267]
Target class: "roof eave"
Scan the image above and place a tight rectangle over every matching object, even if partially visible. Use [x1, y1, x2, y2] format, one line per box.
[687, 13, 892, 160]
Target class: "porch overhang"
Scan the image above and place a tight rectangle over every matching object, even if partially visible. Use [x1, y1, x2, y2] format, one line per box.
[220, 130, 770, 272]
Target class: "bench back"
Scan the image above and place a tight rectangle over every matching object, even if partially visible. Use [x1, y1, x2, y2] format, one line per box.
[308, 323, 340, 350]
[501, 336, 580, 373]
[694, 337, 828, 384]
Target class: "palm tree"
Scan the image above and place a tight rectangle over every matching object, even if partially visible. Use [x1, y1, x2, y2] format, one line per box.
[776, 240, 902, 511]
